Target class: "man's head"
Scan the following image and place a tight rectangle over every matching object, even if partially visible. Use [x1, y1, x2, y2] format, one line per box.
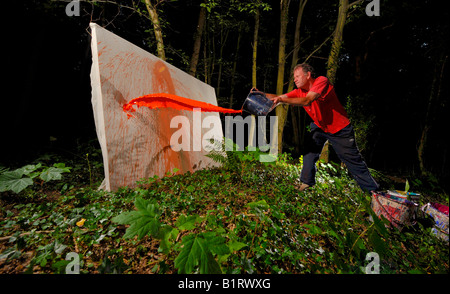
[293, 63, 316, 90]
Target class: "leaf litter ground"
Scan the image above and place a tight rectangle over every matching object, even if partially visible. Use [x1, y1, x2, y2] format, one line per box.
[0, 150, 448, 274]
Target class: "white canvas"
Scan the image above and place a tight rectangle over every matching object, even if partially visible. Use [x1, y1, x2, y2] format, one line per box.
[90, 23, 222, 191]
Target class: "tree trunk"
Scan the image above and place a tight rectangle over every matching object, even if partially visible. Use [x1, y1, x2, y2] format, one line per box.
[288, 0, 307, 91]
[417, 125, 429, 176]
[327, 0, 349, 84]
[248, 9, 261, 149]
[289, 0, 308, 155]
[417, 54, 448, 176]
[216, 25, 229, 97]
[189, 4, 207, 76]
[203, 33, 208, 84]
[210, 32, 216, 85]
[321, 0, 351, 162]
[272, 0, 291, 155]
[252, 9, 260, 88]
[144, 0, 166, 61]
[229, 25, 243, 108]
[202, 25, 214, 85]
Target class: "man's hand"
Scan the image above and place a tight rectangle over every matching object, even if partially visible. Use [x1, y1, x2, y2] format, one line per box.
[268, 94, 286, 105]
[271, 96, 282, 104]
[249, 88, 284, 104]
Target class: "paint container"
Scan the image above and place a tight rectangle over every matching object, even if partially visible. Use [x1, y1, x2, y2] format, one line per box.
[242, 90, 277, 116]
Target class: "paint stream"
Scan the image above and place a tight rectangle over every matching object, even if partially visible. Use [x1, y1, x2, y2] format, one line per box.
[123, 93, 242, 118]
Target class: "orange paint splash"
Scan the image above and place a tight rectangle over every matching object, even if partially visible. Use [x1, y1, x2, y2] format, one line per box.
[123, 93, 242, 118]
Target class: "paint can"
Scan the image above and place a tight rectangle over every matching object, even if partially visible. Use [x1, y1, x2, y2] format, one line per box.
[242, 90, 277, 116]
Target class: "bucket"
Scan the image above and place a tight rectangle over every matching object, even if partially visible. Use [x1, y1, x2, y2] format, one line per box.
[242, 90, 277, 116]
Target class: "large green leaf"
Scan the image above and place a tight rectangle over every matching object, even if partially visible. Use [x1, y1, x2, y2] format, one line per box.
[205, 233, 230, 256]
[0, 170, 34, 193]
[112, 198, 162, 240]
[174, 232, 229, 274]
[39, 164, 71, 182]
[18, 164, 41, 176]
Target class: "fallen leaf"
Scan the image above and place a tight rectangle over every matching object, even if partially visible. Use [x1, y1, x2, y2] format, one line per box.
[76, 218, 86, 227]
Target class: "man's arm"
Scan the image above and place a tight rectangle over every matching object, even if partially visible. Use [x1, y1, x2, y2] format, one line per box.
[269, 91, 320, 106]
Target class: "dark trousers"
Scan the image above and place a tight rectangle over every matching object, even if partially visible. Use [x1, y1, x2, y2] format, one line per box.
[300, 123, 379, 192]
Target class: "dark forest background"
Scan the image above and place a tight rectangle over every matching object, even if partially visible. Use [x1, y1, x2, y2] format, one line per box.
[2, 0, 449, 192]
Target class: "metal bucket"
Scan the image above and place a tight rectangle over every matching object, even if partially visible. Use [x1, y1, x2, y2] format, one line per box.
[242, 90, 276, 116]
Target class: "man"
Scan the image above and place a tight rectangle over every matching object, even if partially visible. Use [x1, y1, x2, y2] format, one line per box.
[267, 63, 379, 193]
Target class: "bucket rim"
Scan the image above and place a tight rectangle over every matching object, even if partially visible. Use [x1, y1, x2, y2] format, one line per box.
[241, 90, 277, 115]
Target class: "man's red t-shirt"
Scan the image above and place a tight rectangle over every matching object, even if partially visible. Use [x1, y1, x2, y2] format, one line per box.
[285, 76, 350, 134]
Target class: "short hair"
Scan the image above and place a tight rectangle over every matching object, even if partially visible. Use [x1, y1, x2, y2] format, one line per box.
[293, 63, 317, 78]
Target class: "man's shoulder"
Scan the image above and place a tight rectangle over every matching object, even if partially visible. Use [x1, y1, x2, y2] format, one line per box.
[310, 76, 331, 92]
[314, 76, 329, 83]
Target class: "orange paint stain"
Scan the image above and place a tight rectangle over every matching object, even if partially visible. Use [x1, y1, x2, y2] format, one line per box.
[123, 93, 242, 117]
[121, 61, 240, 177]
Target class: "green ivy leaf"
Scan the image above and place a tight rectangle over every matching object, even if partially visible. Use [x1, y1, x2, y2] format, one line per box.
[186, 185, 195, 193]
[227, 240, 247, 253]
[247, 200, 271, 221]
[304, 224, 322, 235]
[53, 240, 68, 255]
[247, 200, 270, 211]
[157, 225, 178, 254]
[176, 214, 201, 231]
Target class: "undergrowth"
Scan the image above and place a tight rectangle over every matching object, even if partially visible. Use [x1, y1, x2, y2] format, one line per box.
[0, 140, 448, 274]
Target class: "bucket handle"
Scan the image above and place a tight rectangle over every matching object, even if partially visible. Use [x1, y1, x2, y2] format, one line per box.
[249, 88, 267, 97]
[247, 88, 280, 113]
[249, 88, 280, 108]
